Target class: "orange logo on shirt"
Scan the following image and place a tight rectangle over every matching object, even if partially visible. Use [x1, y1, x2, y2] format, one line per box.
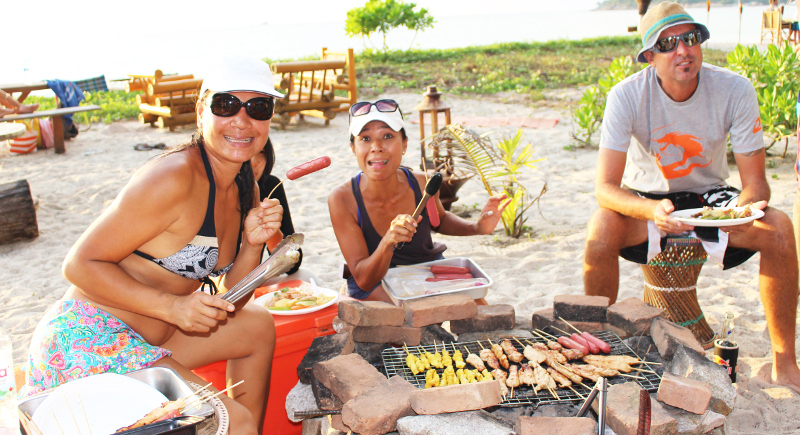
[752, 117, 762, 134]
[653, 131, 712, 179]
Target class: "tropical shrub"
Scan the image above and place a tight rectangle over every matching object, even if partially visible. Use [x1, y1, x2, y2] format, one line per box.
[345, 0, 435, 52]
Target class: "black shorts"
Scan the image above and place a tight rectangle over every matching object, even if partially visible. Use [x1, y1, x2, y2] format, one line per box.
[619, 187, 757, 270]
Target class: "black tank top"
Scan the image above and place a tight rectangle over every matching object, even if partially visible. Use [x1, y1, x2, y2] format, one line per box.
[350, 168, 446, 267]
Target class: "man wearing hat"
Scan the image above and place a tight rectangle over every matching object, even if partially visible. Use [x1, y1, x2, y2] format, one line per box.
[583, 1, 800, 392]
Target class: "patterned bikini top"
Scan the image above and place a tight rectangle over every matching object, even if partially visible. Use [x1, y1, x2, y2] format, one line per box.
[133, 145, 239, 282]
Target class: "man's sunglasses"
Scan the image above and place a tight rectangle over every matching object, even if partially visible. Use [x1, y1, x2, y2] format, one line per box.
[209, 93, 274, 121]
[349, 99, 402, 121]
[651, 29, 703, 54]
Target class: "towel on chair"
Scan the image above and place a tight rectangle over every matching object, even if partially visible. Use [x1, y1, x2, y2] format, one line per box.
[646, 221, 728, 265]
[46, 79, 86, 139]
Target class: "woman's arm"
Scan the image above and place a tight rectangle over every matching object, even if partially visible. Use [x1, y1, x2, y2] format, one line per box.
[328, 183, 417, 291]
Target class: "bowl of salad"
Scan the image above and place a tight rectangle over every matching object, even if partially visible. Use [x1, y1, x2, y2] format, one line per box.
[253, 279, 338, 315]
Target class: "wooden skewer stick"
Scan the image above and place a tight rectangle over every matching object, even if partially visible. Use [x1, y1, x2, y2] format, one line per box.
[52, 413, 67, 435]
[629, 367, 657, 374]
[76, 391, 94, 435]
[19, 411, 43, 435]
[61, 395, 81, 435]
[513, 337, 527, 348]
[530, 330, 550, 341]
[558, 317, 584, 334]
[509, 386, 514, 399]
[185, 380, 246, 411]
[549, 326, 571, 336]
[477, 341, 486, 350]
[568, 385, 586, 400]
[617, 373, 645, 380]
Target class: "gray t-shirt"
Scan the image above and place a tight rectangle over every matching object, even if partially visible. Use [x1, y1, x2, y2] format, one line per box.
[600, 63, 763, 194]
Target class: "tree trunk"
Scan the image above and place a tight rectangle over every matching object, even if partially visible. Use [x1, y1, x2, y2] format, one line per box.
[0, 179, 39, 245]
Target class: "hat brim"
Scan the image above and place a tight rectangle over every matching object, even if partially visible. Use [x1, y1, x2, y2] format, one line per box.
[349, 110, 405, 137]
[636, 21, 710, 63]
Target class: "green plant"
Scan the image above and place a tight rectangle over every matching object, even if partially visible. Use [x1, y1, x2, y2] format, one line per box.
[426, 125, 546, 238]
[727, 43, 800, 154]
[571, 55, 642, 147]
[345, 0, 434, 52]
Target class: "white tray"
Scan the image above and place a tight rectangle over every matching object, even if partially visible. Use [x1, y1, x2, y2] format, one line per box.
[382, 257, 491, 306]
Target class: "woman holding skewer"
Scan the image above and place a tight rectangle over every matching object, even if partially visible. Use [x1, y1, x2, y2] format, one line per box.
[21, 56, 284, 435]
[328, 99, 510, 302]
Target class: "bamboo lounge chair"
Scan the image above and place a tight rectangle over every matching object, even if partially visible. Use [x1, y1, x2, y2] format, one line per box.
[126, 70, 202, 131]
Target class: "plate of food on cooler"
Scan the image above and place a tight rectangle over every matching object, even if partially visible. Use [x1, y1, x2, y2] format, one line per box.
[254, 279, 338, 315]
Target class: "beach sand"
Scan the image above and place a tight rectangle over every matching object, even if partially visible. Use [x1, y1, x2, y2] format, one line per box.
[1, 91, 798, 432]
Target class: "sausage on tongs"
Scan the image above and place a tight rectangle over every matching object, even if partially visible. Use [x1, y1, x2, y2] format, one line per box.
[500, 339, 524, 363]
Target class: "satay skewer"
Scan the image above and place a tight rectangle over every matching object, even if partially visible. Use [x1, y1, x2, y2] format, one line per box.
[19, 411, 44, 435]
[185, 380, 245, 412]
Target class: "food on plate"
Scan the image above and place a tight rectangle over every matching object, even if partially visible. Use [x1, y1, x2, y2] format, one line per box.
[261, 282, 335, 311]
[689, 204, 752, 220]
[116, 398, 186, 432]
[286, 156, 331, 180]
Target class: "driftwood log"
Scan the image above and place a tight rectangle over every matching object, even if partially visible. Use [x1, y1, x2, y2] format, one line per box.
[0, 179, 39, 245]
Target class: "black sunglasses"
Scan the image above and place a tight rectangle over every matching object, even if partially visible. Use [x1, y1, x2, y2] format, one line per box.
[349, 99, 402, 121]
[209, 93, 274, 121]
[652, 29, 703, 54]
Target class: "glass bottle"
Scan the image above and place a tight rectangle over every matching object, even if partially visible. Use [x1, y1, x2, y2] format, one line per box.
[719, 312, 736, 347]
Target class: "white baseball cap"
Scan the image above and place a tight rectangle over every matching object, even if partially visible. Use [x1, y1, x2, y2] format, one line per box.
[348, 101, 405, 137]
[200, 55, 284, 98]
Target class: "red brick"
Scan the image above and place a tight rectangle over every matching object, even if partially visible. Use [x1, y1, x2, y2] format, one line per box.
[328, 414, 350, 433]
[553, 294, 610, 323]
[403, 293, 478, 327]
[657, 372, 712, 414]
[607, 297, 665, 337]
[449, 304, 515, 333]
[650, 317, 704, 359]
[531, 307, 555, 331]
[312, 354, 387, 403]
[338, 300, 405, 327]
[552, 318, 607, 333]
[332, 318, 422, 345]
[410, 380, 503, 414]
[341, 375, 416, 434]
[517, 416, 597, 435]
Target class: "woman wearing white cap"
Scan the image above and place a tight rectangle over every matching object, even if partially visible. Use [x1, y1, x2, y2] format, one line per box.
[328, 100, 509, 302]
[21, 56, 284, 434]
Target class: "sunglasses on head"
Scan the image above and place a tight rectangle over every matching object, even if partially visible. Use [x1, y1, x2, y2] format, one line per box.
[349, 99, 402, 121]
[651, 29, 703, 54]
[209, 93, 274, 121]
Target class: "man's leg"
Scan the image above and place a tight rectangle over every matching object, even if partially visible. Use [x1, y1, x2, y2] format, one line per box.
[730, 207, 800, 393]
[583, 207, 649, 304]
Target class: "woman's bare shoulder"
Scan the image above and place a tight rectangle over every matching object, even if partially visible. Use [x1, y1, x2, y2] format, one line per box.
[123, 148, 204, 204]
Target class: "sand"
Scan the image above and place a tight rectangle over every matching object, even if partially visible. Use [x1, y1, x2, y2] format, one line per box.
[1, 90, 799, 432]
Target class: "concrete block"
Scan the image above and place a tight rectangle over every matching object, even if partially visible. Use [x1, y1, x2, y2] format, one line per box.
[651, 317, 704, 359]
[607, 297, 665, 337]
[341, 375, 416, 434]
[553, 294, 610, 323]
[338, 300, 405, 326]
[516, 416, 597, 435]
[333, 318, 422, 345]
[297, 332, 354, 384]
[450, 304, 516, 333]
[664, 404, 726, 434]
[410, 380, 503, 415]
[531, 307, 555, 331]
[657, 372, 712, 414]
[403, 293, 478, 327]
[312, 353, 387, 403]
[591, 382, 676, 435]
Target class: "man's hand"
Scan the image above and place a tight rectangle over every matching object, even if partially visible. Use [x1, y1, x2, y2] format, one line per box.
[723, 200, 767, 236]
[653, 198, 695, 234]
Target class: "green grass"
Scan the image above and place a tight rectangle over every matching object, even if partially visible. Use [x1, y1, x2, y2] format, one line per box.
[21, 90, 142, 125]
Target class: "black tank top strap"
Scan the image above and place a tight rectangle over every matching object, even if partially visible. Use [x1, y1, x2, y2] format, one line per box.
[197, 144, 217, 236]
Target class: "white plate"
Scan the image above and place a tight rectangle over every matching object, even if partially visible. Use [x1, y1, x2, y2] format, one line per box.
[670, 207, 765, 227]
[32, 373, 168, 435]
[254, 285, 339, 316]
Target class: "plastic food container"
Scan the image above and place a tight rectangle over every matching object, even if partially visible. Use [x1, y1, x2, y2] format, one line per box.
[382, 257, 492, 306]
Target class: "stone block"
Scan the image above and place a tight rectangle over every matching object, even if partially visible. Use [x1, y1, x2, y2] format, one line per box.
[285, 381, 317, 423]
[516, 416, 597, 435]
[338, 300, 405, 326]
[667, 345, 736, 416]
[403, 293, 478, 327]
[333, 318, 422, 345]
[420, 324, 456, 345]
[531, 307, 555, 331]
[297, 332, 354, 384]
[607, 297, 665, 337]
[311, 377, 342, 411]
[553, 294, 610, 323]
[301, 417, 323, 435]
[396, 410, 514, 434]
[319, 414, 347, 435]
[312, 353, 387, 403]
[410, 380, 503, 415]
[341, 375, 416, 434]
[449, 304, 516, 333]
[329, 414, 350, 433]
[651, 317, 704, 359]
[551, 318, 607, 333]
[591, 382, 676, 435]
[456, 329, 533, 343]
[657, 372, 712, 414]
[663, 404, 726, 435]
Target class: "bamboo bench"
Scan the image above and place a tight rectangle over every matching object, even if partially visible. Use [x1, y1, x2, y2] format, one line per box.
[270, 48, 357, 129]
[126, 71, 202, 131]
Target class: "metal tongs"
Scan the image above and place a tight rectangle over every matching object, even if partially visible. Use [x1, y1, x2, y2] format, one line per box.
[220, 233, 304, 304]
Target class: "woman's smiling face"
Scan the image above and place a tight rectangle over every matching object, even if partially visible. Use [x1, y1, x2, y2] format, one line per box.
[351, 120, 407, 178]
[198, 91, 272, 164]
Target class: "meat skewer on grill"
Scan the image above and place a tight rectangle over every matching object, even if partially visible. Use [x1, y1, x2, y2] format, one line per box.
[491, 368, 509, 397]
[531, 362, 559, 399]
[506, 364, 522, 388]
[515, 337, 546, 364]
[519, 363, 536, 386]
[526, 340, 567, 365]
[463, 346, 487, 371]
[500, 338, 524, 363]
[532, 330, 563, 351]
[488, 340, 510, 369]
[546, 366, 572, 388]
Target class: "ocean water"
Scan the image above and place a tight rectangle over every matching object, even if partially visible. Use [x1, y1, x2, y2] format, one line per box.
[2, 0, 795, 90]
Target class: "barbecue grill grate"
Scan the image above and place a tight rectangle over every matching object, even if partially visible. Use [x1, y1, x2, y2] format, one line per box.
[381, 330, 661, 408]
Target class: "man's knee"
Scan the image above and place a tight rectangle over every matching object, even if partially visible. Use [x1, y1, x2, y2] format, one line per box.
[586, 208, 643, 255]
[752, 207, 795, 256]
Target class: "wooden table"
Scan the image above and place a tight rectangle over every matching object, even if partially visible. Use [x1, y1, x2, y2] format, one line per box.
[0, 106, 102, 154]
[1, 82, 49, 104]
[0, 122, 26, 141]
